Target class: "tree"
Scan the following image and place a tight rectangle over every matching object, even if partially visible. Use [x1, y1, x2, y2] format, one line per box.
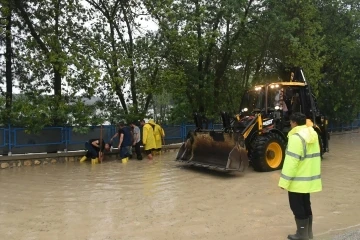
[12, 0, 100, 126]
[144, 0, 263, 119]
[86, 0, 160, 120]
[0, 0, 14, 123]
[316, 0, 360, 121]
[248, 0, 325, 87]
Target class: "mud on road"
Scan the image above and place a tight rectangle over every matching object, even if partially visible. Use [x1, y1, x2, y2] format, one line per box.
[0, 132, 359, 240]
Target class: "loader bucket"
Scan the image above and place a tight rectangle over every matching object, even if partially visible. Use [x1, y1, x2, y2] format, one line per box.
[176, 130, 249, 172]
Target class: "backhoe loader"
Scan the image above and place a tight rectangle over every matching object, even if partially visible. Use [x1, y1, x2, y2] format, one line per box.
[176, 68, 330, 172]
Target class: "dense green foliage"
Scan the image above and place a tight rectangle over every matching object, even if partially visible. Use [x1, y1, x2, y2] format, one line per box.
[0, 0, 359, 131]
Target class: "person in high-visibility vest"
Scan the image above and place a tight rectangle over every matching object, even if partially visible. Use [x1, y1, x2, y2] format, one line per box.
[278, 112, 322, 240]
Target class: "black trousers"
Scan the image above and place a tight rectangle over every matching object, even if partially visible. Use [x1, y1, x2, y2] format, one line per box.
[134, 142, 143, 160]
[85, 142, 98, 158]
[288, 191, 313, 220]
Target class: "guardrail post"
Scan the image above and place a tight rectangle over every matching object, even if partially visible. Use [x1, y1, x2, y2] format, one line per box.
[8, 124, 12, 156]
[109, 125, 113, 142]
[181, 123, 185, 142]
[64, 127, 68, 152]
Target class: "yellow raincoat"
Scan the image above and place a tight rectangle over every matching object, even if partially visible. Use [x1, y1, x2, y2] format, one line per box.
[152, 122, 165, 149]
[142, 122, 156, 151]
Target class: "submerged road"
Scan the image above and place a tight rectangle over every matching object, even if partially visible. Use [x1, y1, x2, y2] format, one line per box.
[0, 131, 359, 240]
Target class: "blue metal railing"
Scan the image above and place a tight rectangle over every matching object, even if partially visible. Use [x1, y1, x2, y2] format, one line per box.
[11, 127, 65, 147]
[0, 116, 359, 155]
[0, 128, 5, 148]
[327, 117, 360, 132]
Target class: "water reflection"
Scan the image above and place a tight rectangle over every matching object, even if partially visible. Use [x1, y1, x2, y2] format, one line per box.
[1, 136, 360, 240]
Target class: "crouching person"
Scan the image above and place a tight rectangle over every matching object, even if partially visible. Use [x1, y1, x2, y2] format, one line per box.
[79, 138, 110, 164]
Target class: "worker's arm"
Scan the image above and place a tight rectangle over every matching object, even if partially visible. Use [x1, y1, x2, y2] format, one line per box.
[111, 133, 119, 141]
[91, 140, 100, 148]
[118, 133, 124, 149]
[133, 132, 138, 146]
[161, 127, 165, 145]
[142, 127, 147, 145]
[278, 135, 303, 190]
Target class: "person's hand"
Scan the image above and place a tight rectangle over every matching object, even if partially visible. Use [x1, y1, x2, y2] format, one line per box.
[118, 145, 120, 149]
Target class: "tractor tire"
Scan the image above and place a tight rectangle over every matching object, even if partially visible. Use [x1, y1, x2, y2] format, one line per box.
[250, 133, 286, 172]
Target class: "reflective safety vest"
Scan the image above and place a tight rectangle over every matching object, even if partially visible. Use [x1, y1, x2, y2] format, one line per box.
[278, 125, 322, 193]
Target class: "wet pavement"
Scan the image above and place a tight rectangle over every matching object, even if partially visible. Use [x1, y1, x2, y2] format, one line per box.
[0, 131, 359, 240]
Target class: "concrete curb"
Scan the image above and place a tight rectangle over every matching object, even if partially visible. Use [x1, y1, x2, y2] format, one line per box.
[0, 143, 183, 169]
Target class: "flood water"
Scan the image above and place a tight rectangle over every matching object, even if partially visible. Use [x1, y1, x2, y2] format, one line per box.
[1, 132, 360, 240]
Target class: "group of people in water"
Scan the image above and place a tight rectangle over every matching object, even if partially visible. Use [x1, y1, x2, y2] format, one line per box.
[79, 119, 165, 164]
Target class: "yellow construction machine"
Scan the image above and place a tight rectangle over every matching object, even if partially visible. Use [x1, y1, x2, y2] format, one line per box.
[176, 68, 330, 172]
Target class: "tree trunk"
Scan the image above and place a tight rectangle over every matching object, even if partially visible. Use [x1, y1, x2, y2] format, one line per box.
[53, 66, 62, 98]
[5, 5, 12, 117]
[213, 0, 254, 113]
[115, 85, 128, 114]
[195, 0, 205, 113]
[52, 67, 63, 125]
[143, 93, 153, 115]
[143, 62, 159, 115]
[121, 2, 138, 114]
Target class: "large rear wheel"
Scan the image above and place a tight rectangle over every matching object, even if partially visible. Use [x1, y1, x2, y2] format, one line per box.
[250, 133, 286, 172]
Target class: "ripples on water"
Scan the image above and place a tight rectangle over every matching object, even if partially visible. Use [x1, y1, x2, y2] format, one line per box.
[0, 152, 182, 203]
[0, 152, 191, 239]
[2, 135, 358, 240]
[0, 151, 240, 217]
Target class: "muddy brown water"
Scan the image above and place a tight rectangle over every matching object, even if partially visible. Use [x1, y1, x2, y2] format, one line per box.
[1, 132, 360, 240]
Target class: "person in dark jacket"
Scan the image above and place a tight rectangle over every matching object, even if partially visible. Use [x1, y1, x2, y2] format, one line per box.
[79, 138, 110, 163]
[111, 122, 133, 163]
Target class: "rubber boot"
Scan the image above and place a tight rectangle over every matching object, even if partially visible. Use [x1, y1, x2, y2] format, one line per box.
[79, 156, 87, 162]
[308, 216, 313, 239]
[288, 218, 309, 240]
[122, 157, 128, 163]
[91, 158, 99, 164]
